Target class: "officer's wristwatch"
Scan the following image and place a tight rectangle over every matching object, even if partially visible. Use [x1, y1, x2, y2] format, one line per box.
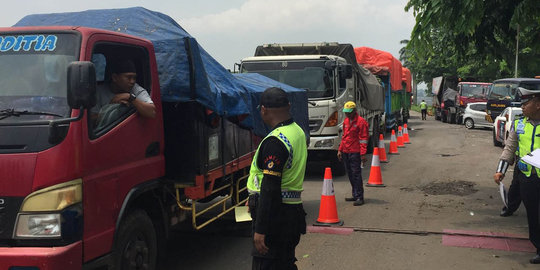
[128, 93, 136, 103]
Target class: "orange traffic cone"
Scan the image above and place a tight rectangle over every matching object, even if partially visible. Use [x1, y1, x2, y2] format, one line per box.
[366, 148, 386, 187]
[315, 167, 343, 226]
[403, 124, 411, 144]
[397, 126, 405, 148]
[389, 129, 399, 155]
[378, 134, 388, 163]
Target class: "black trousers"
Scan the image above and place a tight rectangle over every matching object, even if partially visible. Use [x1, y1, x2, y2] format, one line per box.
[421, 109, 427, 120]
[507, 166, 522, 213]
[343, 152, 364, 200]
[249, 196, 306, 270]
[517, 170, 540, 254]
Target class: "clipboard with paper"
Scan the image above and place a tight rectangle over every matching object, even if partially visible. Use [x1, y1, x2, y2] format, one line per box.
[521, 149, 540, 168]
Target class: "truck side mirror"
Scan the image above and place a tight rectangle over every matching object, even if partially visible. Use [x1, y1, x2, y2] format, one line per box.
[67, 61, 96, 109]
[339, 64, 353, 79]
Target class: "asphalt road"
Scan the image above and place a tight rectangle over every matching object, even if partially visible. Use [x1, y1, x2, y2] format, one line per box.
[162, 111, 536, 269]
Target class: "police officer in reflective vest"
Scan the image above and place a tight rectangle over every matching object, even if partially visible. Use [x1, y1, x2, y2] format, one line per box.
[247, 87, 307, 270]
[494, 87, 540, 264]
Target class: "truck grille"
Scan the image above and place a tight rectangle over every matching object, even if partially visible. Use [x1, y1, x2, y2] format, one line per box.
[0, 197, 23, 245]
[309, 119, 323, 133]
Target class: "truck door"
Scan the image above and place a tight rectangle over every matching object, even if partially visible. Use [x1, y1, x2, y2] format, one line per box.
[79, 35, 164, 262]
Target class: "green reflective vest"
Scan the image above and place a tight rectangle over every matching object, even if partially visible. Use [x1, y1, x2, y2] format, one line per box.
[515, 117, 540, 177]
[247, 122, 307, 204]
[420, 102, 427, 110]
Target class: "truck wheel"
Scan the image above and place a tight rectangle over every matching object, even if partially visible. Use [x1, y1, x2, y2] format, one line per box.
[450, 114, 456, 124]
[113, 210, 157, 270]
[464, 118, 474, 129]
[493, 129, 502, 147]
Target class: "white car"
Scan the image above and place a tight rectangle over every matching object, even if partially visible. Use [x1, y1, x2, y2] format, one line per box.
[462, 102, 492, 129]
[493, 107, 523, 147]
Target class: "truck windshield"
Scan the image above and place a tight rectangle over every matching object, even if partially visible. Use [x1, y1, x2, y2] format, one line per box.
[0, 33, 79, 121]
[461, 84, 488, 98]
[241, 60, 334, 99]
[488, 83, 518, 100]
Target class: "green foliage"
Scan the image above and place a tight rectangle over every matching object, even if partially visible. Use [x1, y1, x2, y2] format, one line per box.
[403, 0, 540, 86]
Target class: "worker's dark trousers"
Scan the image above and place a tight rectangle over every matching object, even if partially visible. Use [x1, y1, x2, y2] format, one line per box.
[506, 167, 522, 213]
[421, 109, 427, 120]
[343, 152, 364, 200]
[518, 170, 540, 254]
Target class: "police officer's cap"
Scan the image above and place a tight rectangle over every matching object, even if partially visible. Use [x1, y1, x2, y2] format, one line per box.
[519, 87, 540, 103]
[260, 87, 289, 108]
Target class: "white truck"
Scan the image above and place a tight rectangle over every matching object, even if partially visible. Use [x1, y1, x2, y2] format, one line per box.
[240, 43, 384, 175]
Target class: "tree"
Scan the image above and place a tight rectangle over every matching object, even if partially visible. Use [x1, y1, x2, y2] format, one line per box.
[404, 0, 540, 83]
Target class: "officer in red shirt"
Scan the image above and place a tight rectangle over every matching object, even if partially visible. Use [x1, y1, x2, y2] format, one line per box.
[337, 101, 369, 206]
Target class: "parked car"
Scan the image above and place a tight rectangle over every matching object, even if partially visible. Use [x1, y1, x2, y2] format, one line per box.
[462, 102, 492, 129]
[493, 107, 523, 147]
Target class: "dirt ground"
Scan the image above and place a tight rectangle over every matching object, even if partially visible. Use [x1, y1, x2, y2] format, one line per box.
[296, 111, 535, 270]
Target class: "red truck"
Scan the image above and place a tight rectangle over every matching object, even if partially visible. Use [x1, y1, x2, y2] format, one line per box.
[0, 8, 308, 270]
[455, 82, 491, 124]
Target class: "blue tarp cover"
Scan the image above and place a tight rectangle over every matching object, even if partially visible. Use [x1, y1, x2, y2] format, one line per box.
[14, 7, 309, 136]
[234, 73, 308, 138]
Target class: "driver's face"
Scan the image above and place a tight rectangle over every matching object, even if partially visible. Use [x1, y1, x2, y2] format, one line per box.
[112, 72, 137, 93]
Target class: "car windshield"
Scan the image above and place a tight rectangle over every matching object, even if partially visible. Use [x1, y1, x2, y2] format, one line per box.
[242, 60, 334, 99]
[461, 84, 488, 98]
[0, 33, 79, 121]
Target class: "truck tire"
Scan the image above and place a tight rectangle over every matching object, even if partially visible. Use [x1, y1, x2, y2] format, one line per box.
[450, 113, 456, 124]
[113, 210, 157, 270]
[493, 129, 502, 147]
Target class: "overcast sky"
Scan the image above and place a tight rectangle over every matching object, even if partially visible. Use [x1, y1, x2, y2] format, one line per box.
[1, 0, 415, 71]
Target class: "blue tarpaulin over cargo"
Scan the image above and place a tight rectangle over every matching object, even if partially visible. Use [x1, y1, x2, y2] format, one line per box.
[234, 73, 309, 138]
[14, 7, 250, 117]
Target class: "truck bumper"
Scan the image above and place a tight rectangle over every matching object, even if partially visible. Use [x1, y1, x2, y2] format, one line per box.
[0, 241, 82, 270]
[308, 135, 339, 151]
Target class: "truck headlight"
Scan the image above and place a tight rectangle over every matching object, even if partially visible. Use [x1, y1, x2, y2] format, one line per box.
[14, 179, 82, 239]
[314, 139, 334, 148]
[15, 214, 61, 238]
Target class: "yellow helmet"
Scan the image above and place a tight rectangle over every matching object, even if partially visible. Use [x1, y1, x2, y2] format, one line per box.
[343, 101, 356, 113]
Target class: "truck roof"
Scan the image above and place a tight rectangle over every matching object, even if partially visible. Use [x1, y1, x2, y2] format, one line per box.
[0, 26, 153, 44]
[458, 82, 492, 85]
[493, 78, 540, 83]
[242, 55, 343, 62]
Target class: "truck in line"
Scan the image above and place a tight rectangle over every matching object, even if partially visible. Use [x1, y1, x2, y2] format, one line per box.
[0, 7, 309, 269]
[354, 46, 408, 131]
[240, 43, 384, 175]
[455, 82, 491, 124]
[485, 78, 540, 123]
[431, 76, 459, 123]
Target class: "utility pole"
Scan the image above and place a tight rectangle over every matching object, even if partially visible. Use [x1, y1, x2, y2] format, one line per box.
[515, 24, 519, 78]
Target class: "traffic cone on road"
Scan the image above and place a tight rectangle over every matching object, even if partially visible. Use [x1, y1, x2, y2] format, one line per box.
[403, 124, 411, 144]
[366, 148, 386, 187]
[315, 167, 343, 226]
[397, 126, 405, 148]
[378, 134, 388, 163]
[388, 129, 399, 155]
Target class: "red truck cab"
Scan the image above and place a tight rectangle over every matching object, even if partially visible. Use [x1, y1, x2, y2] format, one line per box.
[455, 82, 491, 124]
[0, 26, 166, 269]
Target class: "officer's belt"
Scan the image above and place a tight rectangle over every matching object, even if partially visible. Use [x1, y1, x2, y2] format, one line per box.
[248, 190, 302, 203]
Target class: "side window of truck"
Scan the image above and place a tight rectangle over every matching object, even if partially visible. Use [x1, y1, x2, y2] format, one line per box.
[88, 43, 151, 139]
